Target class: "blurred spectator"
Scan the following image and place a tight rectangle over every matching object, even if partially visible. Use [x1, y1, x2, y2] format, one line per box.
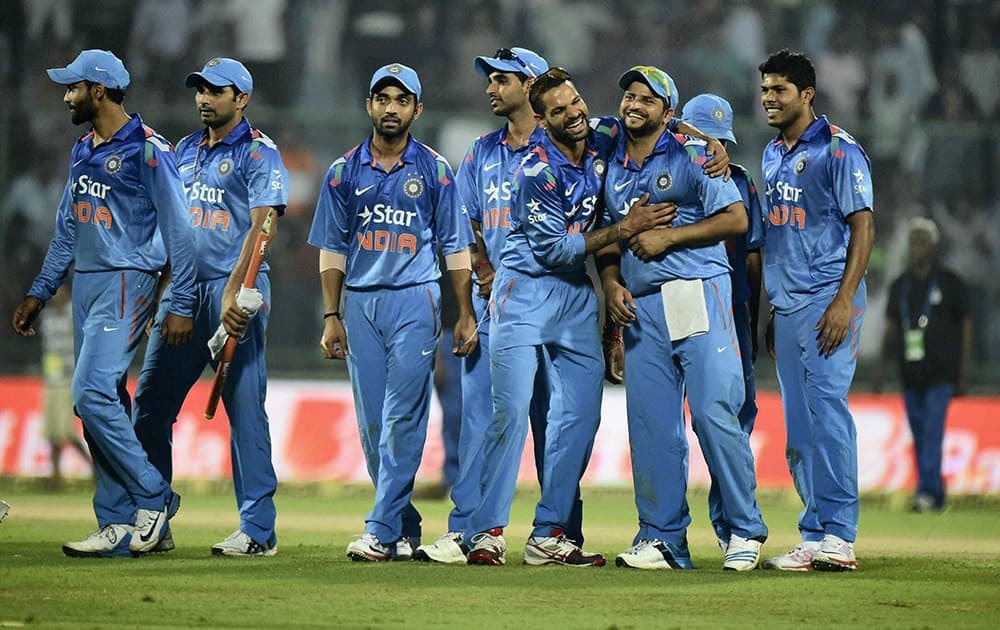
[129, 0, 194, 103]
[959, 22, 1000, 120]
[227, 0, 291, 105]
[2, 144, 64, 254]
[875, 217, 971, 512]
[814, 10, 867, 121]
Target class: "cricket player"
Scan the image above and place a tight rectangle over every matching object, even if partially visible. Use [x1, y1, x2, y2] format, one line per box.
[599, 66, 767, 571]
[464, 67, 675, 567]
[680, 93, 767, 554]
[415, 47, 591, 564]
[758, 49, 874, 572]
[11, 50, 194, 557]
[127, 57, 288, 557]
[309, 63, 478, 562]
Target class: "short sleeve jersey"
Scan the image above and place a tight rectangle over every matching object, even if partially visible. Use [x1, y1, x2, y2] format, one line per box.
[602, 132, 742, 297]
[176, 119, 289, 282]
[29, 115, 197, 316]
[725, 163, 766, 305]
[308, 134, 471, 289]
[500, 117, 619, 278]
[761, 116, 873, 313]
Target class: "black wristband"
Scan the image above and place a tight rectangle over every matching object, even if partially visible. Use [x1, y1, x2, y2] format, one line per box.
[324, 311, 342, 321]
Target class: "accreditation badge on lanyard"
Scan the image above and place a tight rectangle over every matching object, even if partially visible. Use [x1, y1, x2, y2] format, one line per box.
[901, 275, 938, 363]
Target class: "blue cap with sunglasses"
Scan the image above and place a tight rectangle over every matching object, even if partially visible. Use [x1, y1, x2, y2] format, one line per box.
[475, 47, 549, 79]
[618, 65, 679, 110]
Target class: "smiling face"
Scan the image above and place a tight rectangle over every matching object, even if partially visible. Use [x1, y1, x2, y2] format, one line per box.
[537, 81, 590, 146]
[64, 81, 99, 125]
[619, 80, 672, 139]
[760, 72, 813, 131]
[486, 71, 529, 117]
[367, 84, 422, 141]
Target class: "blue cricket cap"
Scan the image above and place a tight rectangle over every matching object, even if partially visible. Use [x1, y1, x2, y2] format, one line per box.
[185, 57, 254, 95]
[47, 49, 130, 90]
[618, 65, 678, 110]
[474, 47, 548, 79]
[680, 93, 737, 144]
[370, 63, 421, 101]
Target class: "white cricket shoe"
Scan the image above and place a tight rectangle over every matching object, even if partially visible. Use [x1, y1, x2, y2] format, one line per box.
[524, 528, 605, 567]
[413, 532, 468, 563]
[63, 524, 134, 558]
[394, 536, 419, 561]
[723, 535, 763, 571]
[466, 527, 506, 566]
[615, 539, 683, 570]
[347, 533, 392, 562]
[762, 541, 821, 571]
[212, 529, 277, 557]
[811, 534, 858, 571]
[0, 499, 8, 523]
[130, 492, 181, 554]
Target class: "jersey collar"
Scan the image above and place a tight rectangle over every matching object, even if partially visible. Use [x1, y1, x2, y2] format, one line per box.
[359, 133, 419, 170]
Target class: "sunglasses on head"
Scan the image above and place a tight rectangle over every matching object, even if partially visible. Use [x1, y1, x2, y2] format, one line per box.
[527, 67, 572, 99]
[494, 48, 537, 78]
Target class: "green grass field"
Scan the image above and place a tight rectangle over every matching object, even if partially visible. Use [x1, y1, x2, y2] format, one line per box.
[1, 483, 998, 629]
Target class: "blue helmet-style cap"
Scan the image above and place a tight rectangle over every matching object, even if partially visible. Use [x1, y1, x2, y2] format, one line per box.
[618, 65, 678, 110]
[474, 47, 549, 79]
[369, 63, 422, 101]
[185, 57, 254, 95]
[681, 93, 737, 144]
[47, 49, 130, 89]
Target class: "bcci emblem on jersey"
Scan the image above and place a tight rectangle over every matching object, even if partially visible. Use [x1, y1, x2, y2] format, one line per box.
[217, 158, 234, 177]
[655, 172, 672, 191]
[594, 159, 606, 179]
[104, 155, 122, 175]
[403, 177, 424, 198]
[794, 155, 808, 175]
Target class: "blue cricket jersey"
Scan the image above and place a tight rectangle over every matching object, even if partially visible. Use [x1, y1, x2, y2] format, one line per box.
[29, 115, 197, 317]
[725, 164, 766, 305]
[602, 131, 742, 297]
[761, 116, 873, 313]
[308, 134, 472, 289]
[176, 119, 288, 282]
[500, 117, 619, 278]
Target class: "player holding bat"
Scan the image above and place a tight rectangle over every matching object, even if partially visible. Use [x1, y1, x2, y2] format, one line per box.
[127, 57, 289, 557]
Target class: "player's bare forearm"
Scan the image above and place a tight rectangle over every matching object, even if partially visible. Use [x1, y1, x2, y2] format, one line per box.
[319, 268, 347, 359]
[629, 201, 746, 260]
[834, 209, 874, 305]
[447, 266, 479, 356]
[583, 194, 676, 254]
[470, 219, 496, 298]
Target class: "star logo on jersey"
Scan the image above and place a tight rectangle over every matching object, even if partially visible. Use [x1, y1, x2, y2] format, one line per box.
[655, 172, 672, 191]
[217, 158, 233, 176]
[526, 198, 542, 214]
[853, 169, 865, 183]
[794, 155, 808, 175]
[403, 177, 424, 198]
[358, 205, 373, 227]
[103, 155, 122, 175]
[484, 180, 500, 204]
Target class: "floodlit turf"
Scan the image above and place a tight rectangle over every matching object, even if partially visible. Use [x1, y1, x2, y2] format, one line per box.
[1, 483, 998, 629]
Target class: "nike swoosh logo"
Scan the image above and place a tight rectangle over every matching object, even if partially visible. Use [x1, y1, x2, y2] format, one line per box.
[717, 346, 727, 353]
[138, 513, 160, 542]
[614, 180, 633, 191]
[355, 185, 376, 196]
[483, 161, 502, 171]
[103, 326, 119, 332]
[564, 181, 578, 197]
[73, 158, 86, 168]
[421, 349, 434, 356]
[94, 66, 108, 71]
[179, 163, 196, 172]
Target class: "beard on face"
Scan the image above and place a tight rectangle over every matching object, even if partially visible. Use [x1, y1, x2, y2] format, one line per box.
[70, 93, 98, 125]
[373, 114, 411, 140]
